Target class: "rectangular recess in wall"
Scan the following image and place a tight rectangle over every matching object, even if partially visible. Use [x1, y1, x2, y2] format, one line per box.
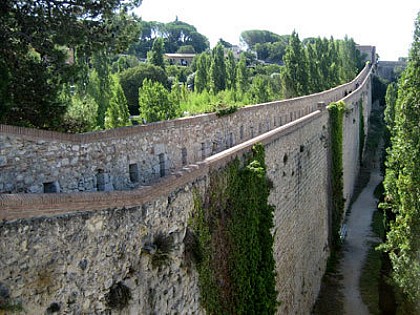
[43, 181, 60, 193]
[129, 163, 139, 183]
[159, 153, 165, 177]
[181, 148, 188, 166]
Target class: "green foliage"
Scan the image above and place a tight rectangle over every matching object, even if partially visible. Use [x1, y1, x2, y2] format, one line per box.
[381, 11, 420, 306]
[281, 31, 309, 98]
[147, 37, 165, 68]
[194, 53, 210, 93]
[119, 63, 168, 115]
[138, 79, 177, 123]
[148, 233, 174, 269]
[105, 78, 130, 129]
[236, 53, 249, 95]
[209, 44, 226, 93]
[240, 30, 285, 49]
[359, 99, 365, 162]
[191, 144, 278, 314]
[0, 0, 140, 129]
[63, 94, 99, 133]
[327, 101, 346, 250]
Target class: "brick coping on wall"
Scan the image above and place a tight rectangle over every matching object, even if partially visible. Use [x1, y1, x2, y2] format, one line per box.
[0, 110, 324, 221]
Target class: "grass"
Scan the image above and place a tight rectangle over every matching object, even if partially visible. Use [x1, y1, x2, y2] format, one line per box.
[359, 209, 385, 315]
[359, 242, 382, 315]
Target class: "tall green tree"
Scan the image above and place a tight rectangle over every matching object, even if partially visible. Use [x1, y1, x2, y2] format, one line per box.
[119, 63, 168, 115]
[105, 78, 130, 129]
[147, 37, 165, 68]
[138, 79, 177, 123]
[194, 53, 210, 93]
[382, 11, 420, 308]
[236, 53, 249, 94]
[0, 0, 141, 129]
[281, 31, 309, 98]
[209, 44, 226, 93]
[226, 50, 237, 90]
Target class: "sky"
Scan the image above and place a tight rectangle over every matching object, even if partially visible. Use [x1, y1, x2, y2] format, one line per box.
[135, 0, 419, 61]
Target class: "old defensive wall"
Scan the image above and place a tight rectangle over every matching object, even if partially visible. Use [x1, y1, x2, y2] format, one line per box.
[0, 60, 374, 314]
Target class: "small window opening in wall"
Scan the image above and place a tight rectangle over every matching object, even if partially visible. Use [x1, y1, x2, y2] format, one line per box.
[201, 142, 206, 160]
[290, 112, 293, 121]
[300, 145, 305, 153]
[181, 147, 188, 166]
[229, 133, 234, 148]
[259, 123, 263, 134]
[129, 163, 139, 183]
[250, 126, 254, 138]
[43, 181, 60, 193]
[273, 117, 277, 127]
[96, 169, 105, 191]
[283, 153, 288, 165]
[159, 153, 165, 177]
[240, 125, 244, 140]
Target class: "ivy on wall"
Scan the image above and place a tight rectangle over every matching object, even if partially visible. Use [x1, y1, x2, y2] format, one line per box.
[189, 144, 278, 314]
[359, 98, 365, 163]
[327, 101, 346, 250]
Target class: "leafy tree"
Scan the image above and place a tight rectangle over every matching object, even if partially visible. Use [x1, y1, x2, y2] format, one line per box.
[194, 53, 210, 93]
[105, 78, 130, 129]
[209, 44, 226, 93]
[119, 63, 168, 115]
[176, 45, 196, 53]
[111, 55, 140, 73]
[240, 30, 283, 49]
[89, 51, 113, 128]
[248, 75, 271, 104]
[339, 36, 360, 83]
[236, 53, 249, 94]
[281, 31, 309, 98]
[0, 0, 141, 129]
[147, 37, 165, 68]
[226, 50, 237, 90]
[63, 94, 99, 133]
[162, 20, 209, 53]
[306, 43, 321, 93]
[138, 79, 177, 122]
[382, 11, 420, 307]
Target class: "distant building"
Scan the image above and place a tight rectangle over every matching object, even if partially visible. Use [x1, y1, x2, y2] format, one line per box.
[164, 53, 196, 66]
[356, 45, 376, 64]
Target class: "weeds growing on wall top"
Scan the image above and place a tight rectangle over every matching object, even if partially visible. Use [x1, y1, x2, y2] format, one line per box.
[189, 144, 278, 314]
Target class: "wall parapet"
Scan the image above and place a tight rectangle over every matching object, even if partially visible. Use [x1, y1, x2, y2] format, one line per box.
[0, 110, 323, 221]
[0, 65, 372, 195]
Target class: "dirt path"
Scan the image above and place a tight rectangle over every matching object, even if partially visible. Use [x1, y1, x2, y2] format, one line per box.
[340, 158, 383, 314]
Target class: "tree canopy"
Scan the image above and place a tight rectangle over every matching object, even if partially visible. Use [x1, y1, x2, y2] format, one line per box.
[0, 0, 141, 128]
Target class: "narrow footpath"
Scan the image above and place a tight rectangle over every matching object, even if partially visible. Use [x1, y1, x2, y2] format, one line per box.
[340, 153, 383, 314]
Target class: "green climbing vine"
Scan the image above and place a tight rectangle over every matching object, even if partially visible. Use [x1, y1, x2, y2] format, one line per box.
[327, 101, 346, 250]
[359, 98, 365, 163]
[190, 144, 278, 314]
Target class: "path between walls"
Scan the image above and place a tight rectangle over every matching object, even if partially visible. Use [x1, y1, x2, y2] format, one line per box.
[340, 151, 383, 315]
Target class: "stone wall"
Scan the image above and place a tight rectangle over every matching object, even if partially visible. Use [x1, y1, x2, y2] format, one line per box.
[0, 110, 335, 314]
[0, 65, 371, 195]
[0, 65, 373, 314]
